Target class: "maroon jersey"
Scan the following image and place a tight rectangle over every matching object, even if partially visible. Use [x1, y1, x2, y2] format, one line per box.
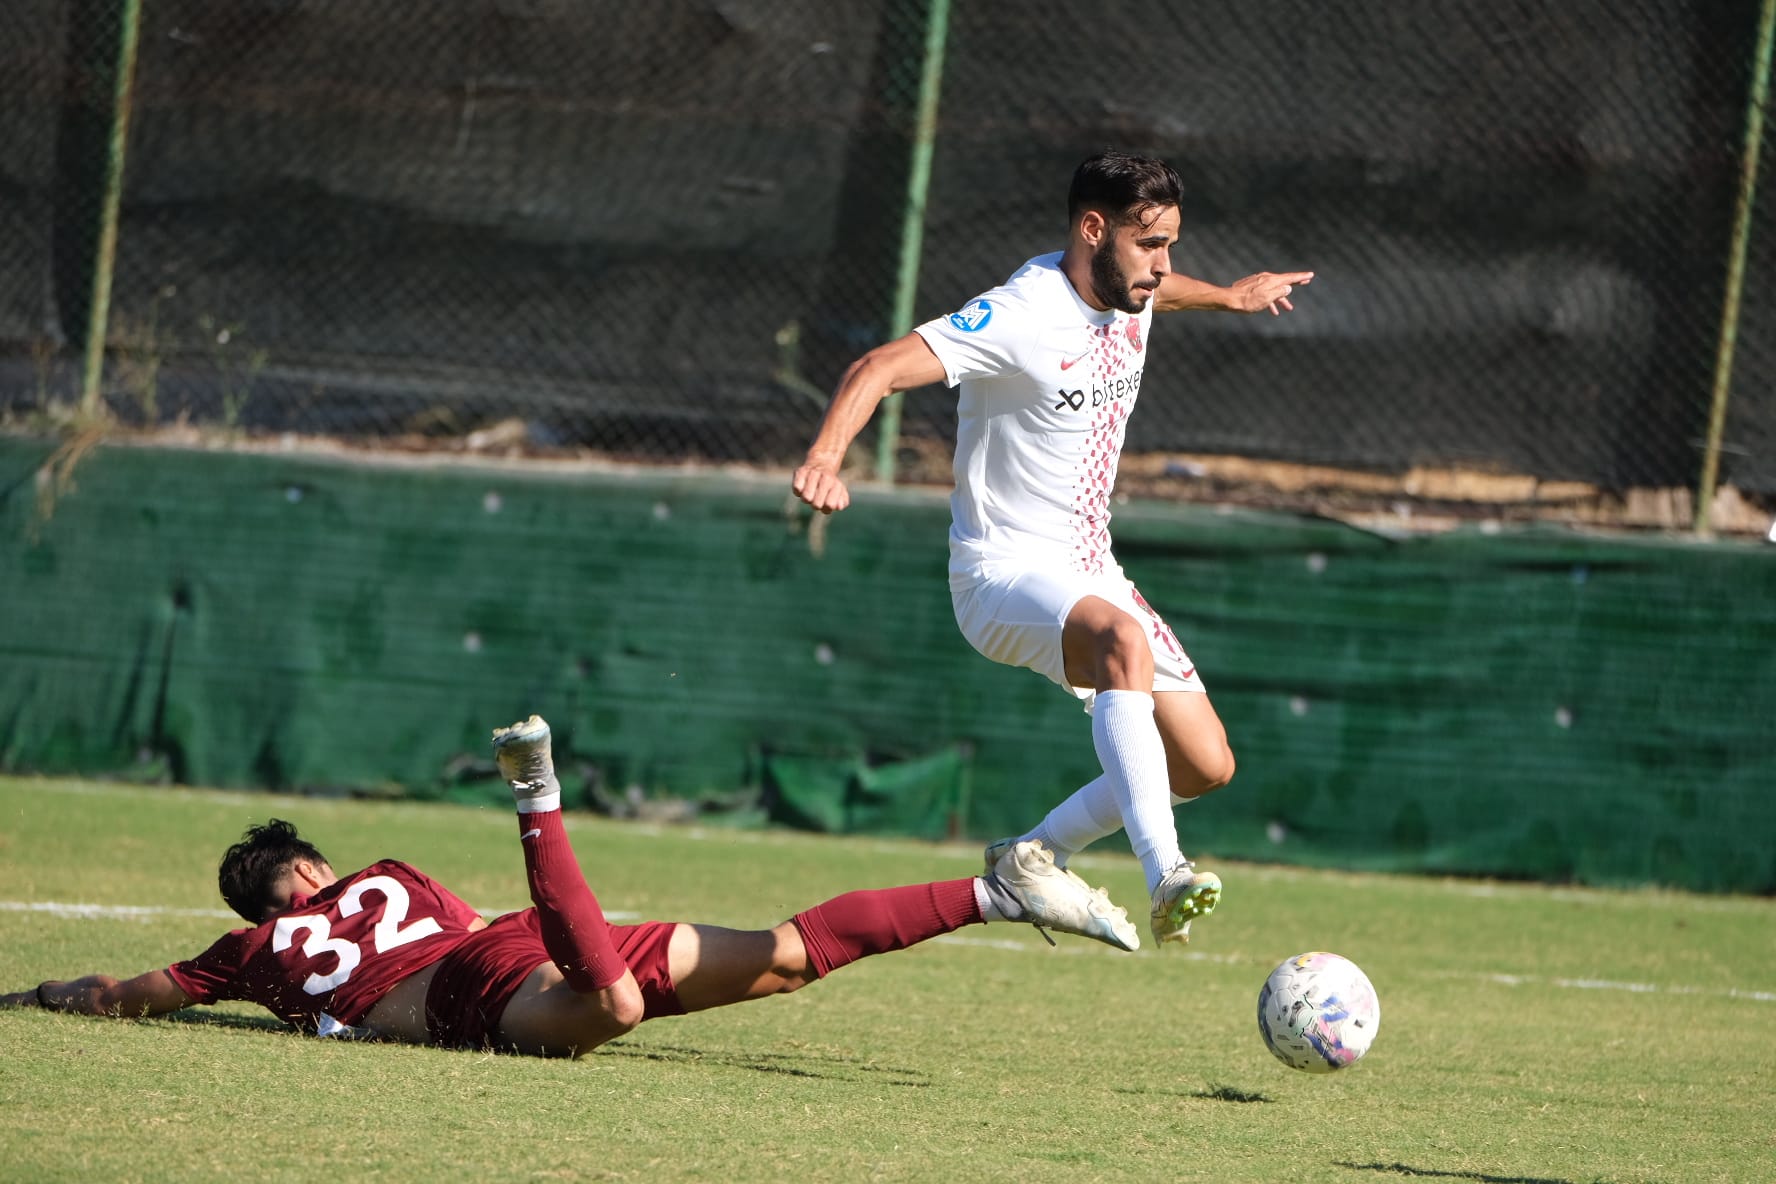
[167, 860, 483, 1035]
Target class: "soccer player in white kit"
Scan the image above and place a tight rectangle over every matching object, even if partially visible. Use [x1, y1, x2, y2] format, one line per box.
[793, 152, 1311, 947]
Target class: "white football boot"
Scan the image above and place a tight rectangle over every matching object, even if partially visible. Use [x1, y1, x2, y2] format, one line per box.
[984, 839, 1140, 952]
[1149, 860, 1222, 946]
[491, 714, 561, 807]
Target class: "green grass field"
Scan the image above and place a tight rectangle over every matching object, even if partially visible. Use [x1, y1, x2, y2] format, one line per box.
[1, 776, 1771, 1184]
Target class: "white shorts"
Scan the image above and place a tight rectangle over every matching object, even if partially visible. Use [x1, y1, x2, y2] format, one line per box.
[950, 560, 1205, 711]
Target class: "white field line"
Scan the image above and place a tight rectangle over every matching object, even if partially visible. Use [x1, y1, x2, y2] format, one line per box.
[3, 901, 240, 921]
[1464, 971, 1776, 1004]
[929, 932, 1776, 1003]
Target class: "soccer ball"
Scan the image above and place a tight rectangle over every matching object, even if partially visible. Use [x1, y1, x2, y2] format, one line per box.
[1257, 951, 1380, 1072]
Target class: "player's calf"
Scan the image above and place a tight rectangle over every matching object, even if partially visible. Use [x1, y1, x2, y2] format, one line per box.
[491, 714, 630, 993]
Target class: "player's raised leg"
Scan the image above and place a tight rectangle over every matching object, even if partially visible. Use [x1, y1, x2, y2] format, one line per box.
[489, 715, 644, 1053]
[666, 879, 983, 1013]
[1059, 598, 1223, 946]
[668, 838, 1139, 1012]
[1024, 691, 1227, 941]
[1145, 690, 1227, 943]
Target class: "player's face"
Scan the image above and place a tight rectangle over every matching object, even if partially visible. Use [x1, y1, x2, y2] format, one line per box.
[1089, 204, 1179, 314]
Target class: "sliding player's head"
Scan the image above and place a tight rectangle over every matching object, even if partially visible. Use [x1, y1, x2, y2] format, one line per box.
[218, 818, 335, 922]
[1068, 151, 1184, 313]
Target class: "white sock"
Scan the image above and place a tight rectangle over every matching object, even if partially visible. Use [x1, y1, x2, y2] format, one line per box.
[1093, 689, 1183, 893]
[1029, 780, 1197, 867]
[1026, 775, 1121, 865]
[973, 876, 1015, 923]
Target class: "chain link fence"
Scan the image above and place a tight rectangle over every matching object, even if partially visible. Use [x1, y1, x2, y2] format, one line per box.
[3, 0, 1773, 527]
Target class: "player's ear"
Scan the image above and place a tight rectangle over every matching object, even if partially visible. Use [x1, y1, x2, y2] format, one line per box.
[1077, 208, 1108, 246]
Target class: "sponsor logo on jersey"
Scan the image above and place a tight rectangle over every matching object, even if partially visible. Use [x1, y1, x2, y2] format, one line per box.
[1060, 348, 1091, 370]
[948, 300, 994, 332]
[1052, 371, 1143, 412]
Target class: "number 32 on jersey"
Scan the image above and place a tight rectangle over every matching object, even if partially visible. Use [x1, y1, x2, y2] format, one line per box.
[270, 875, 444, 995]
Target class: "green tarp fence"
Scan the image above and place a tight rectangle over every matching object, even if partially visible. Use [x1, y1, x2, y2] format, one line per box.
[2, 435, 1772, 892]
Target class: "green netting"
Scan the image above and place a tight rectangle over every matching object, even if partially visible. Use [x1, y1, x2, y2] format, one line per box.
[4, 1, 1773, 498]
[2, 436, 1773, 892]
[764, 746, 967, 841]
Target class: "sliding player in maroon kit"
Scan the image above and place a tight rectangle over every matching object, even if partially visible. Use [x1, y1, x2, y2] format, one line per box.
[4, 716, 1139, 1056]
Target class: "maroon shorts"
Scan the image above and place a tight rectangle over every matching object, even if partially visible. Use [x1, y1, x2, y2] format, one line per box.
[423, 909, 684, 1050]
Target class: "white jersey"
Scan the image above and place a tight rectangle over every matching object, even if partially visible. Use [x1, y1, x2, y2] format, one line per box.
[914, 252, 1154, 580]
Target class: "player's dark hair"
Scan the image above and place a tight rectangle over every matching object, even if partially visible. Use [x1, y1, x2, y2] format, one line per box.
[1067, 150, 1184, 228]
[218, 819, 330, 922]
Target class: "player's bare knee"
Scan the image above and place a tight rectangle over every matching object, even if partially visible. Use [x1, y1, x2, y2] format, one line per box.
[1199, 749, 1235, 792]
[602, 980, 646, 1032]
[1171, 744, 1235, 798]
[568, 978, 644, 1041]
[772, 963, 821, 994]
[769, 922, 818, 993]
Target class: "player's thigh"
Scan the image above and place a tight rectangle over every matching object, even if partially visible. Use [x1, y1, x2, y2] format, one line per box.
[668, 921, 813, 1013]
[1153, 689, 1235, 797]
[1060, 595, 1155, 689]
[493, 963, 636, 1057]
[953, 565, 1092, 689]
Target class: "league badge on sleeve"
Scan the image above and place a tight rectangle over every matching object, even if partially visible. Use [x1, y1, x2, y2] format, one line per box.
[948, 300, 994, 333]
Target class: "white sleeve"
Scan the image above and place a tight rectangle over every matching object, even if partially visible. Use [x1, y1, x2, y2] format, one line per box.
[913, 289, 1038, 389]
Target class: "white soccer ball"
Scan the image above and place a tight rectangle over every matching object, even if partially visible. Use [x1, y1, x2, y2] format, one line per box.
[1257, 951, 1380, 1072]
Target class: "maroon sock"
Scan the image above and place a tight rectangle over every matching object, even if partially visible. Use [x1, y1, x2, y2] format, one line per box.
[791, 879, 983, 978]
[518, 809, 627, 991]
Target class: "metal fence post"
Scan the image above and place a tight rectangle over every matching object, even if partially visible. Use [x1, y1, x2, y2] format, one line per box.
[1695, 0, 1775, 534]
[873, 0, 952, 486]
[78, 0, 143, 419]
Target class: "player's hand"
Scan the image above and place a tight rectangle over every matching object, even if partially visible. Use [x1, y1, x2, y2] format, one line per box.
[792, 462, 851, 514]
[1229, 271, 1313, 315]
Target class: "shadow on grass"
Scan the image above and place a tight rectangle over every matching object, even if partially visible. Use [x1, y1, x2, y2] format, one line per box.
[602, 1041, 929, 1086]
[1111, 1082, 1276, 1103]
[157, 1010, 294, 1036]
[1195, 1083, 1274, 1103]
[1337, 1162, 1579, 1184]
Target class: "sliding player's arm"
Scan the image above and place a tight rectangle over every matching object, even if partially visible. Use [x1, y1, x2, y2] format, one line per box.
[2, 969, 196, 1017]
[792, 333, 949, 514]
[1155, 270, 1314, 315]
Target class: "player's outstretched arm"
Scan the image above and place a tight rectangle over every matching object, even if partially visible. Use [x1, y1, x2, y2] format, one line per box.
[4, 969, 195, 1018]
[792, 333, 948, 514]
[1154, 270, 1313, 315]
